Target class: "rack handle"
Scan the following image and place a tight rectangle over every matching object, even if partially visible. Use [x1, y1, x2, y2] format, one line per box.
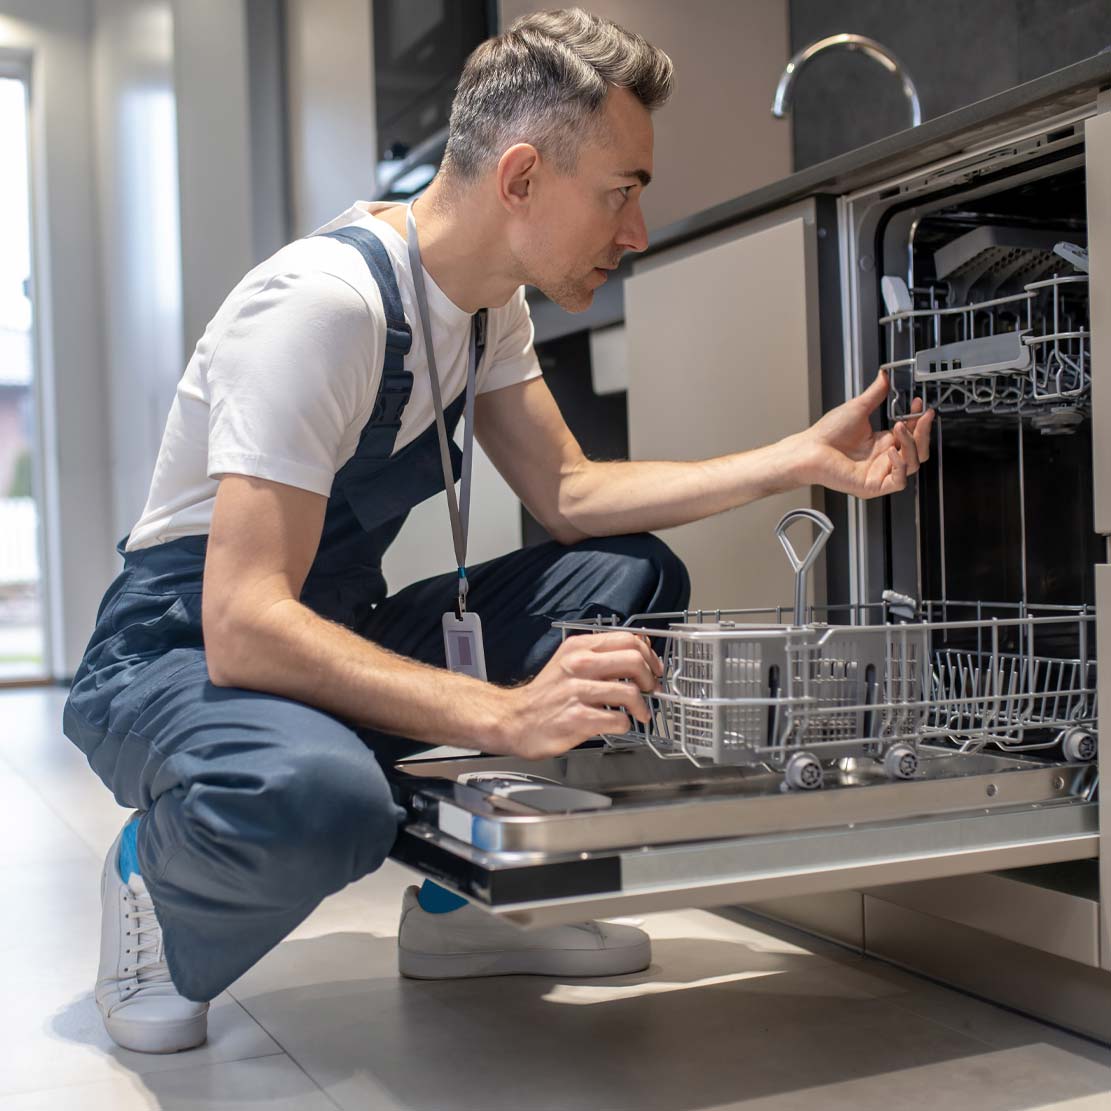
[775, 508, 834, 625]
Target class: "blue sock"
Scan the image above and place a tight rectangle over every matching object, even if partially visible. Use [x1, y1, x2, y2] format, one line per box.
[118, 815, 141, 882]
[417, 879, 466, 914]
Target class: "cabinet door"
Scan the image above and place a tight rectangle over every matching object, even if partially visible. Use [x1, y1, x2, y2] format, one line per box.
[625, 202, 824, 610]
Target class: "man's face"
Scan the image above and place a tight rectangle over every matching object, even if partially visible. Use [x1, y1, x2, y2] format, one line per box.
[511, 86, 654, 312]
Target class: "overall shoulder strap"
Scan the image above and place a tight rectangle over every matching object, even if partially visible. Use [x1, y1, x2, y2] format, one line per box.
[317, 226, 413, 458]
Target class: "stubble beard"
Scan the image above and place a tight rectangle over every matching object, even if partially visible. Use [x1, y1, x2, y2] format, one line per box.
[538, 273, 594, 313]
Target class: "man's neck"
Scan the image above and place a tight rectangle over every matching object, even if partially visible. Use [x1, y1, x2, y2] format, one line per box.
[374, 178, 523, 313]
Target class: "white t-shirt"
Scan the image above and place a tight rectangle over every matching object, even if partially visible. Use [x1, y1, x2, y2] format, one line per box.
[125, 201, 542, 551]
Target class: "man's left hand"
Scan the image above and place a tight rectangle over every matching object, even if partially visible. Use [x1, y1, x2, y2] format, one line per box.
[791, 370, 935, 499]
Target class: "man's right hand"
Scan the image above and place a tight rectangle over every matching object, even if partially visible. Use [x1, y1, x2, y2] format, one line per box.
[489, 631, 664, 761]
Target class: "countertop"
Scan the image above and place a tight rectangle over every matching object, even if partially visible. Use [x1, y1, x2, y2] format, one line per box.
[530, 50, 1111, 345]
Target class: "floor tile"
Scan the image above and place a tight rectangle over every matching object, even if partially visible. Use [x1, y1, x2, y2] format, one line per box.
[881, 973, 1111, 1070]
[1029, 1097, 1111, 1110]
[0, 688, 127, 858]
[0, 1054, 336, 1111]
[0, 760, 99, 866]
[0, 981, 284, 1098]
[728, 905, 1111, 1070]
[704, 1044, 1111, 1110]
[227, 885, 1002, 1111]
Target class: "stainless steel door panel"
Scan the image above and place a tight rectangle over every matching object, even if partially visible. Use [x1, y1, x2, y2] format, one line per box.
[388, 745, 1098, 926]
[397, 799, 1097, 928]
[1086, 109, 1111, 534]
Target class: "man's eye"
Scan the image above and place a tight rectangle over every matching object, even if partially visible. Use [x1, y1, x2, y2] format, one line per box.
[617, 186, 633, 201]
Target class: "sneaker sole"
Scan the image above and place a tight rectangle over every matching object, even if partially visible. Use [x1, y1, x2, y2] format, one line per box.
[398, 938, 651, 980]
[104, 1011, 208, 1054]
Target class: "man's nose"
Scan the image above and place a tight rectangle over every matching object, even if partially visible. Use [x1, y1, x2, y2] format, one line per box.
[616, 200, 649, 254]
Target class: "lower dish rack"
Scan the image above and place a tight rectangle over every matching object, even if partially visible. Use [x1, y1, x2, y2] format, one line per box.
[556, 510, 1098, 790]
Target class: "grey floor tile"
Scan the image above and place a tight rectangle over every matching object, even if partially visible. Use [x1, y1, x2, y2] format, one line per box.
[0, 1054, 337, 1111]
[703, 1044, 1111, 1111]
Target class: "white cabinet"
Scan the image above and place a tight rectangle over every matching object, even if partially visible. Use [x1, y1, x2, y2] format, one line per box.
[624, 202, 825, 609]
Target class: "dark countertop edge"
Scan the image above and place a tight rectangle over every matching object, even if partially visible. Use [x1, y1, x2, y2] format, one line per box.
[529, 52, 1111, 346]
[646, 52, 1111, 258]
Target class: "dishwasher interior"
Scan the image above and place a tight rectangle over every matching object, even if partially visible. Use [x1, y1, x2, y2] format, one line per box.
[875, 153, 1098, 771]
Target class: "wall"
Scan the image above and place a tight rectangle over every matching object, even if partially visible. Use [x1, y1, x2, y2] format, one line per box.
[91, 0, 183, 553]
[171, 0, 256, 357]
[0, 0, 115, 678]
[499, 0, 793, 234]
[285, 0, 524, 591]
[789, 0, 1111, 170]
[94, 0, 282, 563]
[285, 0, 376, 236]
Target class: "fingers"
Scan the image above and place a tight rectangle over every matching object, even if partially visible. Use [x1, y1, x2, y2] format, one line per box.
[566, 630, 664, 677]
[858, 369, 890, 412]
[587, 707, 643, 736]
[893, 420, 920, 475]
[884, 446, 908, 493]
[912, 406, 935, 463]
[567, 647, 659, 692]
[577, 678, 651, 724]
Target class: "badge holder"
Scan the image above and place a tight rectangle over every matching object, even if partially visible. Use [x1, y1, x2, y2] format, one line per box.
[443, 581, 487, 681]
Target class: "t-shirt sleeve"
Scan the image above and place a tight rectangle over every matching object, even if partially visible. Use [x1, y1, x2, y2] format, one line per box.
[478, 285, 543, 395]
[205, 270, 378, 495]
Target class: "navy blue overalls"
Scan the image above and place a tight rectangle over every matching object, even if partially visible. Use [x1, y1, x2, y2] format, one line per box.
[63, 226, 690, 1002]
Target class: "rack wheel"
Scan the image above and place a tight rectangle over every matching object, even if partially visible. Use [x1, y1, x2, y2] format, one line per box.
[883, 743, 918, 780]
[1061, 728, 1097, 763]
[784, 752, 823, 791]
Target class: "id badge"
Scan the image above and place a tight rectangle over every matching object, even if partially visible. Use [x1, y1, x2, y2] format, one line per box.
[442, 610, 487, 681]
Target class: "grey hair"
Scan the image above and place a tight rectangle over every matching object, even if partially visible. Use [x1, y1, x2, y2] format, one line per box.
[441, 8, 673, 182]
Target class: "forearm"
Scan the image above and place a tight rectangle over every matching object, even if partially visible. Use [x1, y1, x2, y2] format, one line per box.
[556, 434, 813, 540]
[206, 598, 508, 750]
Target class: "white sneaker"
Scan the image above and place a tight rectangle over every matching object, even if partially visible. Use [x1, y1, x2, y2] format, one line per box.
[397, 886, 651, 979]
[95, 816, 208, 1053]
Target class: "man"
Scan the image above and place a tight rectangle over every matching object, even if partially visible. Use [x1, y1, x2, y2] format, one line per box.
[65, 8, 933, 1054]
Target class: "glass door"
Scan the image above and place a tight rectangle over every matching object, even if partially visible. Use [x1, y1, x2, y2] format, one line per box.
[0, 71, 45, 681]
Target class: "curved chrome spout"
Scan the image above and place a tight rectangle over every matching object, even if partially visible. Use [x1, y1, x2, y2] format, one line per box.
[772, 33, 922, 128]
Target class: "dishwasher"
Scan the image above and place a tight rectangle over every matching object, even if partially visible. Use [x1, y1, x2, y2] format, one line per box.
[386, 95, 1107, 931]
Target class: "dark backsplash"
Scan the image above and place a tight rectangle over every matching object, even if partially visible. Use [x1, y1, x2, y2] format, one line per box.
[789, 0, 1111, 170]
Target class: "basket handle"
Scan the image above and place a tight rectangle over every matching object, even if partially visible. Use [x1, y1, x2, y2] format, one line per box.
[775, 508, 834, 625]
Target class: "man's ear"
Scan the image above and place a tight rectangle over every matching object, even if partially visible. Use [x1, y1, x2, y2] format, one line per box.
[496, 143, 540, 212]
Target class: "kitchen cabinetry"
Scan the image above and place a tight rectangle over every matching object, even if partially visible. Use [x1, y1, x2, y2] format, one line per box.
[623, 202, 825, 609]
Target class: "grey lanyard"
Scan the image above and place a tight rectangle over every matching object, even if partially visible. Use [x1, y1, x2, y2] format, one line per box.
[405, 201, 478, 615]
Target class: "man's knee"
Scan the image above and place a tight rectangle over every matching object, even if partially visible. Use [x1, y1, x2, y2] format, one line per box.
[602, 533, 690, 615]
[176, 729, 404, 897]
[280, 746, 404, 879]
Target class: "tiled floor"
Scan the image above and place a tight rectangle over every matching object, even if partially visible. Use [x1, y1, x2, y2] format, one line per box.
[3, 686, 1111, 1111]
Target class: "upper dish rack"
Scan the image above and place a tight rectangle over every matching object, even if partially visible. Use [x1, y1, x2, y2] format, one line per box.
[882, 230, 1090, 434]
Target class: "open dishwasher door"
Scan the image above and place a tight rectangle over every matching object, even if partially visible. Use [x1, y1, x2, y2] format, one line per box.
[388, 508, 1100, 926]
[387, 743, 1097, 928]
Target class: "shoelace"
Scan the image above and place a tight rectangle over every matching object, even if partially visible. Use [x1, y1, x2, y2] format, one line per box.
[122, 888, 172, 986]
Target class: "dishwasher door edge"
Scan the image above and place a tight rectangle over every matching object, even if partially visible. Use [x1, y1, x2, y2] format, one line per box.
[390, 793, 1098, 928]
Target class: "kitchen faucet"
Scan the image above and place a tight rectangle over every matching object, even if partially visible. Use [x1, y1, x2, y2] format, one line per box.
[772, 33, 922, 128]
